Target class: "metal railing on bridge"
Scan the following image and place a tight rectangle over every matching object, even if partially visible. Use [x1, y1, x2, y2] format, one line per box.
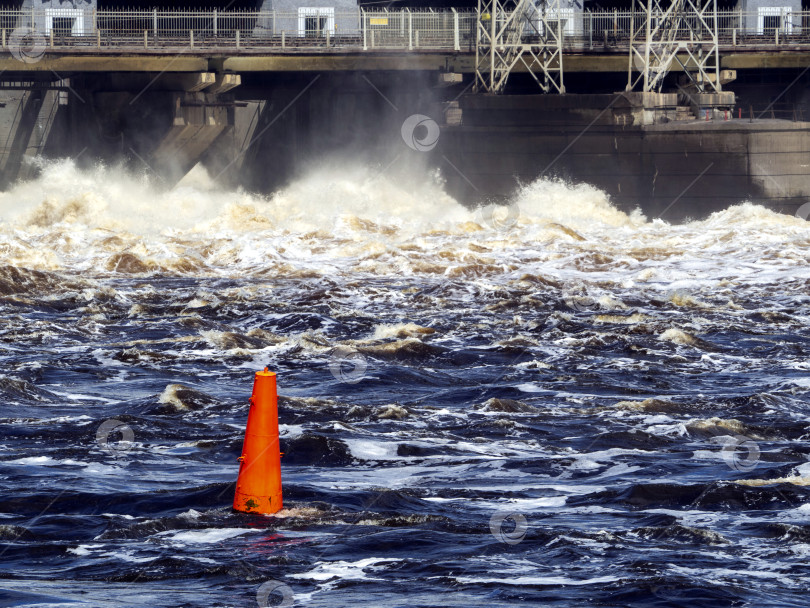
[0, 8, 477, 51]
[573, 9, 810, 49]
[0, 8, 808, 53]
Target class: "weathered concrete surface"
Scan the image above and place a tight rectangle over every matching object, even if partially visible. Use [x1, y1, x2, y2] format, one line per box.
[0, 56, 210, 73]
[438, 94, 810, 220]
[2, 68, 808, 222]
[721, 52, 810, 70]
[3, 47, 810, 75]
[41, 78, 237, 186]
[149, 94, 231, 183]
[227, 71, 442, 193]
[748, 126, 810, 201]
[0, 88, 60, 188]
[200, 99, 265, 183]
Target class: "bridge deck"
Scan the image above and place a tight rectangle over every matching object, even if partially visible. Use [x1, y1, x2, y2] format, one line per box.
[1, 49, 808, 74]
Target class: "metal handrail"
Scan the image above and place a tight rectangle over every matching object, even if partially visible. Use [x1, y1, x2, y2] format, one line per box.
[0, 8, 807, 52]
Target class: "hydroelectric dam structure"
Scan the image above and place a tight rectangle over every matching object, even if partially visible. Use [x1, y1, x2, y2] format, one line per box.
[2, 0, 810, 220]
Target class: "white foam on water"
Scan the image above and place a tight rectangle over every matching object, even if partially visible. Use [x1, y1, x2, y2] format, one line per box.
[98, 549, 158, 564]
[515, 383, 546, 393]
[514, 177, 644, 229]
[40, 415, 95, 424]
[7, 456, 59, 465]
[344, 439, 399, 461]
[493, 496, 568, 509]
[667, 564, 798, 586]
[0, 159, 806, 289]
[454, 574, 620, 586]
[645, 422, 689, 437]
[590, 463, 642, 479]
[279, 424, 305, 437]
[787, 377, 810, 389]
[644, 508, 729, 528]
[178, 509, 203, 521]
[567, 505, 623, 514]
[692, 449, 728, 462]
[289, 557, 402, 582]
[155, 528, 256, 544]
[795, 462, 810, 477]
[643, 414, 675, 424]
[48, 391, 118, 403]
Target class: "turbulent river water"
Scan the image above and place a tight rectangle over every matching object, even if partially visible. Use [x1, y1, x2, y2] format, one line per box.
[1, 160, 809, 608]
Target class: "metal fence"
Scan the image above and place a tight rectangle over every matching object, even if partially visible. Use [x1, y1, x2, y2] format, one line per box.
[0, 8, 476, 50]
[0, 8, 809, 52]
[576, 9, 809, 48]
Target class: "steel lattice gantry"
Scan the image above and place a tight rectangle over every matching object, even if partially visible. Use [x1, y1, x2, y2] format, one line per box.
[474, 0, 566, 94]
[626, 0, 722, 93]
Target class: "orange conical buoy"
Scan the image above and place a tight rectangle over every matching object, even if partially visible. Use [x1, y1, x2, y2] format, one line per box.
[233, 368, 283, 514]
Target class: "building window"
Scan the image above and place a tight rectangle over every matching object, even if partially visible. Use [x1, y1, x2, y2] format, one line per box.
[757, 7, 792, 36]
[298, 8, 335, 37]
[45, 9, 85, 36]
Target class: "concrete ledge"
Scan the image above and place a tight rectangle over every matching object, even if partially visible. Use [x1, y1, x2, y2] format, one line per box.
[437, 72, 463, 87]
[184, 72, 216, 92]
[692, 92, 736, 108]
[620, 91, 678, 109]
[0, 56, 210, 72]
[1, 48, 810, 74]
[208, 73, 241, 93]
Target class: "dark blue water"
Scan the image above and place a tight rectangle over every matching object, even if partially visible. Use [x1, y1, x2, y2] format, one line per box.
[1, 171, 809, 607]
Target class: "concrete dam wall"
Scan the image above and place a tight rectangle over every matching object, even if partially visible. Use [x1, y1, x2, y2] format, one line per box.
[440, 92, 810, 221]
[2, 70, 809, 221]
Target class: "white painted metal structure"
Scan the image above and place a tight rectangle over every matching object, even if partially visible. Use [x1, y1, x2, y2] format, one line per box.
[474, 0, 565, 94]
[626, 0, 722, 93]
[44, 8, 87, 36]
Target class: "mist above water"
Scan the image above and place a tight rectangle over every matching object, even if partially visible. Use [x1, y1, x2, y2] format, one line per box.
[0, 158, 807, 281]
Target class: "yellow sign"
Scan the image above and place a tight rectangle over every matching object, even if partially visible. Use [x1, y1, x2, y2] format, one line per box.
[369, 17, 389, 25]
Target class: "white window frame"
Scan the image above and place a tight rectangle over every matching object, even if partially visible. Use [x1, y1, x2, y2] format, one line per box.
[757, 7, 792, 35]
[45, 8, 86, 36]
[298, 7, 335, 37]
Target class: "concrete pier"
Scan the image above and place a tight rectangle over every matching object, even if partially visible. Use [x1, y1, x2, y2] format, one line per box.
[27, 73, 238, 186]
[1, 69, 809, 219]
[0, 88, 59, 188]
[439, 93, 810, 219]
